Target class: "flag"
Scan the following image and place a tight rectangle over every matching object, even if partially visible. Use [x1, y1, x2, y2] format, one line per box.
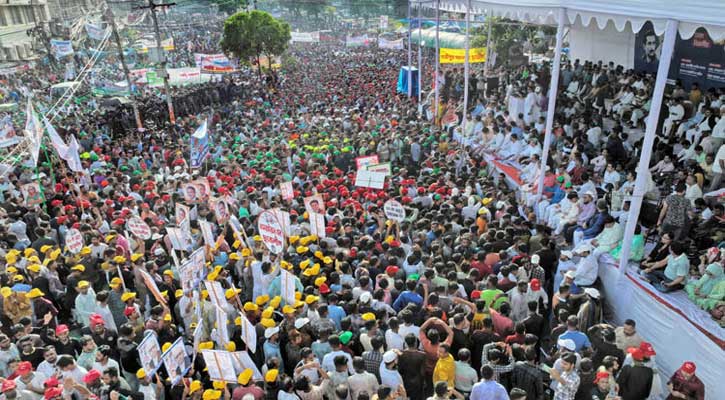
[24, 100, 42, 166]
[85, 23, 107, 40]
[190, 120, 209, 169]
[44, 116, 68, 155]
[65, 136, 84, 172]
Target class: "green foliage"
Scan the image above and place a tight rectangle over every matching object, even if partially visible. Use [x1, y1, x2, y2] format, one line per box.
[220, 10, 291, 65]
[472, 18, 555, 65]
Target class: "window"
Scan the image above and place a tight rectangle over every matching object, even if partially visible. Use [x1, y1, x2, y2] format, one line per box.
[11, 7, 23, 25]
[24, 6, 35, 24]
[0, 9, 8, 27]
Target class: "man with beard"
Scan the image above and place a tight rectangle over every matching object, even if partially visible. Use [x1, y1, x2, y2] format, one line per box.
[101, 367, 143, 400]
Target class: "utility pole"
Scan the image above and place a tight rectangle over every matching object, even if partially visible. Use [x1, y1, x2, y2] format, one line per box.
[104, 6, 143, 131]
[138, 1, 177, 125]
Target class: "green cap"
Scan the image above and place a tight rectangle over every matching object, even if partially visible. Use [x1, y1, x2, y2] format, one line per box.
[340, 331, 353, 345]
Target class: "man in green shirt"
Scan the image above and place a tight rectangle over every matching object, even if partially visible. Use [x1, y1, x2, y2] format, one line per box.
[642, 241, 689, 292]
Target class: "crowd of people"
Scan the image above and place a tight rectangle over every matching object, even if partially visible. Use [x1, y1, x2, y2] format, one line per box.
[0, 11, 722, 400]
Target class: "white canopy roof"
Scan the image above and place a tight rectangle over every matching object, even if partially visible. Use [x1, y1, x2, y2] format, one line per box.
[422, 0, 725, 40]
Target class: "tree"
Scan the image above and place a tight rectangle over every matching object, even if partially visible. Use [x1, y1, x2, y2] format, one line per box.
[472, 18, 555, 66]
[220, 10, 291, 77]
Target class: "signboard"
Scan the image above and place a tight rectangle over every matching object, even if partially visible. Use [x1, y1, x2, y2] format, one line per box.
[212, 198, 230, 224]
[383, 199, 406, 222]
[183, 183, 200, 203]
[271, 209, 291, 237]
[199, 220, 215, 247]
[127, 216, 151, 240]
[21, 182, 43, 207]
[175, 203, 190, 226]
[231, 351, 263, 380]
[50, 39, 74, 58]
[303, 194, 325, 215]
[0, 116, 21, 148]
[138, 333, 163, 375]
[65, 228, 84, 254]
[214, 305, 229, 349]
[194, 54, 236, 73]
[166, 227, 192, 251]
[290, 31, 320, 43]
[439, 47, 487, 64]
[201, 350, 237, 383]
[193, 179, 211, 201]
[257, 210, 284, 255]
[378, 38, 404, 50]
[178, 248, 205, 293]
[365, 162, 392, 176]
[204, 280, 226, 309]
[355, 155, 379, 170]
[190, 121, 209, 169]
[280, 268, 297, 306]
[237, 312, 257, 354]
[309, 212, 326, 239]
[280, 181, 294, 200]
[355, 170, 386, 189]
[161, 337, 189, 385]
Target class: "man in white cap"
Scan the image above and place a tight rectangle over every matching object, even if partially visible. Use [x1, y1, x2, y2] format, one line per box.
[554, 251, 576, 292]
[577, 288, 602, 332]
[379, 350, 405, 397]
[573, 244, 598, 288]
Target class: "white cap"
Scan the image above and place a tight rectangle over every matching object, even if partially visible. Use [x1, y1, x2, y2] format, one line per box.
[294, 318, 310, 329]
[584, 191, 596, 198]
[359, 292, 372, 304]
[560, 251, 573, 259]
[584, 288, 601, 299]
[565, 270, 576, 279]
[264, 326, 280, 339]
[557, 338, 576, 351]
[382, 350, 398, 364]
[531, 254, 540, 265]
[576, 244, 593, 253]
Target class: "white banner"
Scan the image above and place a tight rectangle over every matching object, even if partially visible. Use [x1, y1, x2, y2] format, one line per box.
[85, 23, 107, 40]
[290, 31, 320, 43]
[214, 305, 229, 349]
[231, 351, 263, 380]
[50, 39, 74, 58]
[309, 211, 326, 239]
[201, 350, 237, 383]
[280, 268, 297, 306]
[378, 38, 404, 50]
[238, 312, 257, 354]
[355, 170, 386, 189]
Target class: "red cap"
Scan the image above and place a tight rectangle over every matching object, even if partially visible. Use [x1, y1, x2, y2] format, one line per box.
[1, 379, 16, 392]
[680, 361, 696, 374]
[593, 371, 610, 384]
[44, 376, 60, 388]
[89, 314, 104, 326]
[124, 306, 136, 317]
[55, 324, 69, 335]
[471, 290, 481, 300]
[385, 266, 399, 276]
[83, 369, 102, 384]
[17, 361, 33, 374]
[45, 386, 64, 399]
[319, 283, 331, 294]
[112, 218, 125, 226]
[530, 279, 541, 291]
[627, 348, 645, 361]
[639, 342, 656, 357]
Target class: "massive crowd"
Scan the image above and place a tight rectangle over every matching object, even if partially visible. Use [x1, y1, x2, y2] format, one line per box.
[0, 13, 722, 400]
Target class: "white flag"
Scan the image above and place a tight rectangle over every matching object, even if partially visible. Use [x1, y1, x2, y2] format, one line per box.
[23, 99, 42, 166]
[43, 116, 68, 155]
[65, 136, 84, 172]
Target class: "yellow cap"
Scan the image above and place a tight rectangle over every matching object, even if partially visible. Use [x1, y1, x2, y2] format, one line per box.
[6, 266, 17, 274]
[269, 296, 281, 309]
[13, 274, 24, 282]
[289, 235, 300, 244]
[361, 312, 376, 321]
[1, 287, 11, 297]
[255, 295, 269, 306]
[40, 245, 53, 253]
[201, 290, 209, 299]
[163, 314, 172, 322]
[136, 368, 146, 379]
[296, 246, 308, 254]
[26, 256, 40, 264]
[161, 342, 172, 352]
[253, 235, 263, 242]
[27, 264, 41, 273]
[80, 247, 92, 255]
[202, 389, 222, 400]
[105, 234, 116, 243]
[314, 250, 324, 259]
[225, 342, 236, 352]
[71, 264, 85, 272]
[121, 292, 137, 302]
[27, 288, 45, 298]
[175, 289, 184, 299]
[314, 277, 327, 287]
[280, 260, 291, 270]
[238, 368, 253, 385]
[241, 248, 252, 257]
[160, 290, 168, 298]
[234, 316, 242, 326]
[303, 211, 309, 220]
[261, 307, 274, 319]
[189, 380, 202, 394]
[131, 253, 144, 262]
[323, 256, 333, 265]
[282, 305, 295, 315]
[109, 277, 123, 288]
[7, 249, 20, 256]
[113, 256, 126, 263]
[232, 240, 242, 249]
[305, 295, 319, 305]
[212, 381, 226, 390]
[24, 248, 36, 257]
[300, 259, 311, 270]
[4, 254, 16, 265]
[294, 300, 305, 309]
[77, 280, 90, 289]
[49, 249, 61, 261]
[229, 253, 241, 261]
[198, 341, 214, 350]
[225, 288, 241, 300]
[260, 318, 275, 328]
[265, 369, 279, 383]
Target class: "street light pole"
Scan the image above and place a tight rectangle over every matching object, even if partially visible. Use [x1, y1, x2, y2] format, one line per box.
[139, 1, 177, 125]
[105, 7, 143, 131]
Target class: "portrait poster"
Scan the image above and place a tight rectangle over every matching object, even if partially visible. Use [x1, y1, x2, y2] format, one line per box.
[161, 337, 189, 385]
[303, 194, 325, 215]
[138, 332, 163, 375]
[21, 182, 44, 207]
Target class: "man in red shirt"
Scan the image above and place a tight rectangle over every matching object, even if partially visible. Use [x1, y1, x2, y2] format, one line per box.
[667, 361, 705, 400]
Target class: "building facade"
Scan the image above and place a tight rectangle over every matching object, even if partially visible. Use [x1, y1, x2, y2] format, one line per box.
[0, 0, 50, 62]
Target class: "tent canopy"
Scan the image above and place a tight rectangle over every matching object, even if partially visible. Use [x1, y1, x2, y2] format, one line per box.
[422, 0, 725, 40]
